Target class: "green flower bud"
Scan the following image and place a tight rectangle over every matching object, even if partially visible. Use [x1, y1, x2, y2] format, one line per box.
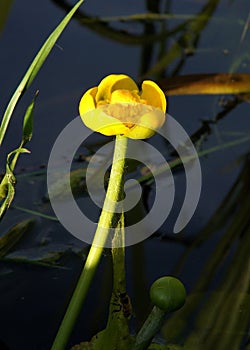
[150, 276, 186, 312]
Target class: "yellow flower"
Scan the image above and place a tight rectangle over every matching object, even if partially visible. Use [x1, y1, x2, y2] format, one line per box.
[79, 74, 167, 139]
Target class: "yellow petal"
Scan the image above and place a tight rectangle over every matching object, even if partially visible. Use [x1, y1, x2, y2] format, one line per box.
[141, 80, 167, 112]
[79, 107, 129, 136]
[110, 89, 141, 104]
[79, 87, 98, 115]
[140, 109, 166, 129]
[96, 74, 139, 103]
[126, 125, 155, 139]
[99, 124, 129, 136]
[126, 108, 166, 139]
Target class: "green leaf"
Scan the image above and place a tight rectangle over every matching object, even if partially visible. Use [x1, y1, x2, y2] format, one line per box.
[22, 90, 38, 145]
[0, 147, 30, 219]
[8, 147, 30, 171]
[0, 91, 37, 208]
[0, 165, 16, 219]
[0, 0, 85, 146]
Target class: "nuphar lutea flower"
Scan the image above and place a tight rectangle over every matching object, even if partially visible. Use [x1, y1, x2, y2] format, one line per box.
[79, 74, 167, 139]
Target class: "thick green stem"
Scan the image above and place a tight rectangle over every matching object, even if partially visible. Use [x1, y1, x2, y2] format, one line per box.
[131, 306, 165, 350]
[97, 214, 133, 350]
[112, 213, 126, 292]
[51, 135, 128, 350]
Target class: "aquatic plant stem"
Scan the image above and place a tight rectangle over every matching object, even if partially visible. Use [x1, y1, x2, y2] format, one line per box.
[51, 135, 128, 350]
[112, 213, 126, 292]
[131, 306, 166, 350]
[97, 214, 133, 349]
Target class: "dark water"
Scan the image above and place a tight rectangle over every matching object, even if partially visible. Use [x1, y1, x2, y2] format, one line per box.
[0, 0, 250, 349]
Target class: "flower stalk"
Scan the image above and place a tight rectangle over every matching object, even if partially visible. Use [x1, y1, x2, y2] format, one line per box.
[51, 135, 128, 350]
[96, 214, 133, 349]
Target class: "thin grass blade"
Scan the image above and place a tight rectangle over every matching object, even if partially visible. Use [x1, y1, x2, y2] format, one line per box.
[0, 0, 84, 146]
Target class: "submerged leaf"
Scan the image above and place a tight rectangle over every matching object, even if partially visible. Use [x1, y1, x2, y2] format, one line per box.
[0, 219, 35, 257]
[0, 0, 13, 35]
[159, 73, 250, 96]
[45, 168, 87, 202]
